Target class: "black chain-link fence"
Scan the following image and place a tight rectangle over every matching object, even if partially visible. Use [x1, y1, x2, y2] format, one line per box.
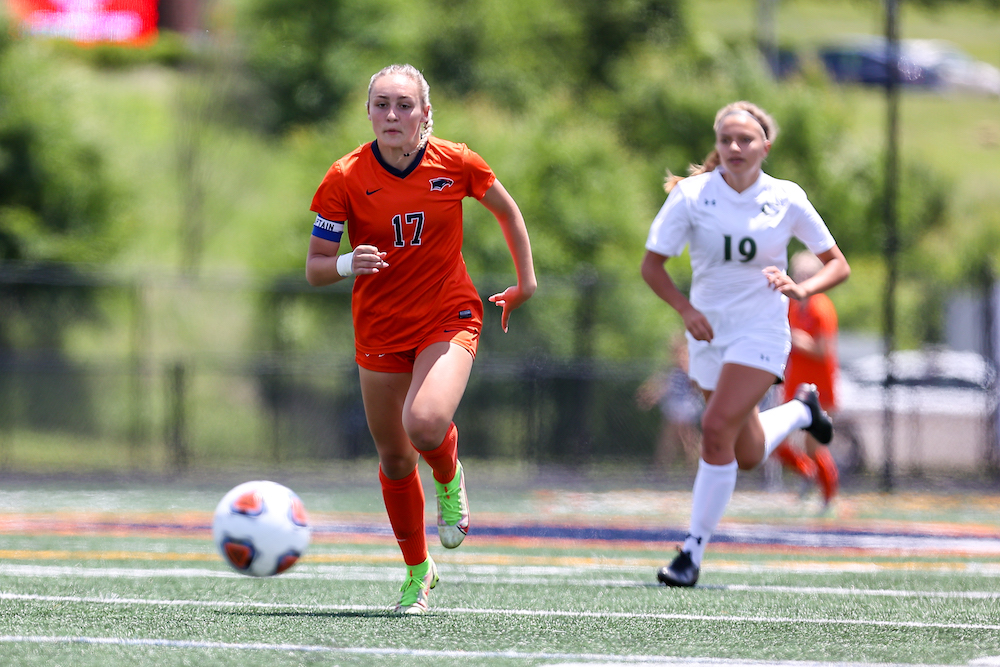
[1, 263, 996, 481]
[0, 264, 666, 474]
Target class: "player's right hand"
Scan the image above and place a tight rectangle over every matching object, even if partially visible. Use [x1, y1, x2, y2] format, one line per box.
[353, 245, 389, 275]
[681, 306, 713, 342]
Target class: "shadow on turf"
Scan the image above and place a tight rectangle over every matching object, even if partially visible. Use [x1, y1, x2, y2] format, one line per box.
[217, 609, 406, 619]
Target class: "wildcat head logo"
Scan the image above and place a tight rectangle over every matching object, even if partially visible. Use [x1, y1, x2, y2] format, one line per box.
[760, 198, 785, 216]
[429, 178, 455, 192]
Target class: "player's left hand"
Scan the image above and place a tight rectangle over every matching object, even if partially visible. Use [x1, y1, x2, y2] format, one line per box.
[488, 285, 531, 333]
[763, 266, 807, 300]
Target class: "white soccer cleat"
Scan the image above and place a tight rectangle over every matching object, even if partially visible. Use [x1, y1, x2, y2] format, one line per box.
[435, 460, 470, 549]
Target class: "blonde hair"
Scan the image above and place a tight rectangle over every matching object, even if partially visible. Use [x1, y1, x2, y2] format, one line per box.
[367, 64, 434, 147]
[664, 101, 778, 193]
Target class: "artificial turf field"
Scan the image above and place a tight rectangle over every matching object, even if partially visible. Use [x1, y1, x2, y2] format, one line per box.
[1, 467, 999, 667]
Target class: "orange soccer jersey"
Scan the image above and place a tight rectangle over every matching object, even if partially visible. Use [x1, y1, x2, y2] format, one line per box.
[310, 137, 496, 355]
[783, 293, 839, 410]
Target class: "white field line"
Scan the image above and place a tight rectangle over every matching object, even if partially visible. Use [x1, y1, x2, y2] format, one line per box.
[711, 584, 1000, 600]
[2, 591, 1000, 632]
[4, 562, 1000, 598]
[0, 634, 972, 667]
[6, 548, 1000, 577]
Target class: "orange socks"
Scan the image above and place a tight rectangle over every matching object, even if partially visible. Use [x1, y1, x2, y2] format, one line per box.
[379, 466, 428, 566]
[812, 447, 840, 504]
[420, 422, 459, 485]
[773, 442, 818, 480]
[380, 424, 461, 565]
[773, 442, 840, 505]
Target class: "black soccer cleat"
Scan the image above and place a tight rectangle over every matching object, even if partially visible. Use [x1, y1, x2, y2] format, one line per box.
[657, 549, 699, 587]
[794, 382, 833, 445]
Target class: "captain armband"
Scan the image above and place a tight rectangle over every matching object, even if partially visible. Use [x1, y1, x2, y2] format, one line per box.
[312, 215, 345, 243]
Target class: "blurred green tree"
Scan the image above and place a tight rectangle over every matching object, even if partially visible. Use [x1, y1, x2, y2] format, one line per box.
[0, 31, 117, 263]
[0, 24, 115, 389]
[0, 26, 120, 437]
[235, 0, 686, 131]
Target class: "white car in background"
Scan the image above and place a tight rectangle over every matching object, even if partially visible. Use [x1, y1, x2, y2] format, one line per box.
[835, 348, 997, 474]
[844, 347, 992, 390]
[905, 39, 1000, 97]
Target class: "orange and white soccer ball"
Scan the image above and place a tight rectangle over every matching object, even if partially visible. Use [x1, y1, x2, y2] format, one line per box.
[212, 480, 311, 577]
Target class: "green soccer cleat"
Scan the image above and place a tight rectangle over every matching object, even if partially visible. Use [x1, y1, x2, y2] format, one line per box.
[435, 459, 470, 549]
[393, 556, 439, 614]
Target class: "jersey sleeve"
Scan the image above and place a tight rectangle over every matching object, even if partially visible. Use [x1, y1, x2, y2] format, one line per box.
[463, 145, 497, 200]
[645, 186, 692, 257]
[310, 160, 348, 221]
[787, 183, 836, 255]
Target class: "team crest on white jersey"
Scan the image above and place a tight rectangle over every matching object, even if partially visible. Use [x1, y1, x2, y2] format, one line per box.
[429, 177, 454, 191]
[759, 195, 787, 216]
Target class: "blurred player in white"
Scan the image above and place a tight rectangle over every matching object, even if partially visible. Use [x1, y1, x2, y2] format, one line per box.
[640, 101, 851, 587]
[636, 333, 703, 472]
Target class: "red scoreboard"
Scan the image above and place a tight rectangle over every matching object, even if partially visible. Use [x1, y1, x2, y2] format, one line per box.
[7, 0, 159, 45]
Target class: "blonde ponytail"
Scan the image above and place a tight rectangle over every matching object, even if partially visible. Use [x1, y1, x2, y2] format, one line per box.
[664, 150, 721, 194]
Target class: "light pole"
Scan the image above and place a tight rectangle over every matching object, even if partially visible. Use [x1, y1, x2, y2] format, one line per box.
[881, 0, 900, 492]
[756, 0, 779, 76]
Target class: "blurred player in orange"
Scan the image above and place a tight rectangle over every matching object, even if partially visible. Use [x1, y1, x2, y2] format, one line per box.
[772, 250, 841, 507]
[306, 64, 536, 613]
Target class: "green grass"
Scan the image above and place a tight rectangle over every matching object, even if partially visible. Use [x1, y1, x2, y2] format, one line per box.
[2, 477, 999, 666]
[688, 0, 1000, 66]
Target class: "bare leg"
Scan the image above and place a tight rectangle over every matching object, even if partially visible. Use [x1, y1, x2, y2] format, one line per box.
[403, 341, 474, 453]
[700, 364, 777, 466]
[360, 368, 418, 479]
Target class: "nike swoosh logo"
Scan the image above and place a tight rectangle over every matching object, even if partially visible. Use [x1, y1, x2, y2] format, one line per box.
[366, 188, 382, 195]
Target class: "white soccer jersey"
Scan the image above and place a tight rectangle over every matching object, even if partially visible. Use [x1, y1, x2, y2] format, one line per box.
[645, 169, 835, 345]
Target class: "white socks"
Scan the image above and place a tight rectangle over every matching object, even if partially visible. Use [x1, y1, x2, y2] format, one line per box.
[758, 398, 811, 460]
[680, 397, 812, 567]
[682, 458, 738, 566]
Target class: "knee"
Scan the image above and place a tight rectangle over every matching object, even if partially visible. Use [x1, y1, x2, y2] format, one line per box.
[699, 413, 737, 464]
[699, 413, 729, 451]
[402, 412, 450, 451]
[379, 450, 419, 479]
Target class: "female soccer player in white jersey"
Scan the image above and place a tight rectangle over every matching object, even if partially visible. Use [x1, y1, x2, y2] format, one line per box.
[640, 101, 850, 586]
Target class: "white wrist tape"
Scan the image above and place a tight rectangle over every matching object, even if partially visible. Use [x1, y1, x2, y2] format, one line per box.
[336, 250, 355, 277]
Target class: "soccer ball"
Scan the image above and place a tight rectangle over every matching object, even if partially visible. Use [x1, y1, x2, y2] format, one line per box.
[212, 480, 311, 577]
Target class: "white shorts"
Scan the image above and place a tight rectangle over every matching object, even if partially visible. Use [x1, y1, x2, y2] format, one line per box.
[687, 332, 791, 392]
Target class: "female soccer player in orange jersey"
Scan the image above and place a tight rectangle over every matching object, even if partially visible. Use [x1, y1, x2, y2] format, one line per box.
[306, 64, 536, 613]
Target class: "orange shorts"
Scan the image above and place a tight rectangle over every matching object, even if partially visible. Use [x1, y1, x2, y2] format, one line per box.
[355, 325, 480, 373]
